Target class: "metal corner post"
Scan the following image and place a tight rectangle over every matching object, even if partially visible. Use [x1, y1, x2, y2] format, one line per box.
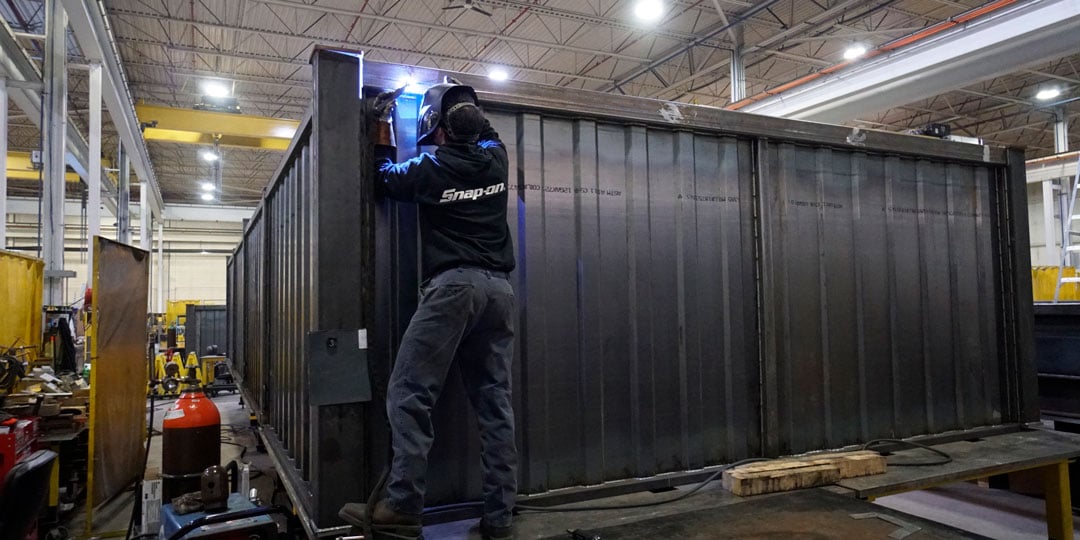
[310, 48, 376, 527]
[42, 0, 68, 304]
[1004, 147, 1039, 422]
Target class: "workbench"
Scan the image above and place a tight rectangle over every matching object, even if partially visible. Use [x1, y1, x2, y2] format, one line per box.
[836, 428, 1080, 540]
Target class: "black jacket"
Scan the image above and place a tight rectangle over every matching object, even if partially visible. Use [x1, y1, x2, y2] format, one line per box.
[375, 122, 515, 282]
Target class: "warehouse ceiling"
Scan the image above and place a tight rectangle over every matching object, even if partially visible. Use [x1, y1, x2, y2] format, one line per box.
[2, 0, 1078, 206]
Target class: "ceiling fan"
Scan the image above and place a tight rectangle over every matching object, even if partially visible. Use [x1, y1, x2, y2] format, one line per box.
[443, 0, 492, 17]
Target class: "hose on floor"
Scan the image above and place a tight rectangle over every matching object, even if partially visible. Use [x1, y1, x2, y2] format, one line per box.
[862, 439, 953, 467]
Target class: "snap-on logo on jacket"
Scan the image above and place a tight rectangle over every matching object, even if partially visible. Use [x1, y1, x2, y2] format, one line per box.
[439, 183, 506, 203]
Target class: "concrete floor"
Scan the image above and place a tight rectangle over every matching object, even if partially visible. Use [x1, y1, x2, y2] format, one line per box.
[62, 398, 1080, 539]
[876, 483, 1080, 540]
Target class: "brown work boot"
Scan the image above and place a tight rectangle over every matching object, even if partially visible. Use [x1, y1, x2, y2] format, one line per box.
[339, 500, 422, 535]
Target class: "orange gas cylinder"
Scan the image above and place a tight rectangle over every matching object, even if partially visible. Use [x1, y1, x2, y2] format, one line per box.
[161, 387, 221, 500]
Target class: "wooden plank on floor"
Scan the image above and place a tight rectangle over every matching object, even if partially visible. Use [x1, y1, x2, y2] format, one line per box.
[723, 463, 841, 496]
[797, 450, 887, 479]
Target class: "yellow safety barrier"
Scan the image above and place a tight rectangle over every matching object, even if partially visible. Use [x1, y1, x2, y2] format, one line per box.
[0, 250, 43, 358]
[1032, 266, 1080, 301]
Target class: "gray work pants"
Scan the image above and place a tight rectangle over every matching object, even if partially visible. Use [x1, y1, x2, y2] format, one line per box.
[385, 266, 518, 528]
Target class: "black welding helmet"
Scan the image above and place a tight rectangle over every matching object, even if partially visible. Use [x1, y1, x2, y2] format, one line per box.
[417, 83, 479, 146]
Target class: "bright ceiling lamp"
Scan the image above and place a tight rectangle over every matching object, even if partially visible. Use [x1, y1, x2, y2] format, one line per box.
[201, 182, 215, 191]
[201, 192, 215, 201]
[634, 0, 664, 22]
[200, 150, 219, 162]
[843, 44, 868, 60]
[488, 67, 509, 82]
[1036, 88, 1062, 101]
[201, 80, 230, 98]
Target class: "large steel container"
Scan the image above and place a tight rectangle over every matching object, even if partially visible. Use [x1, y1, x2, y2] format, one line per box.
[185, 304, 227, 357]
[227, 49, 1036, 536]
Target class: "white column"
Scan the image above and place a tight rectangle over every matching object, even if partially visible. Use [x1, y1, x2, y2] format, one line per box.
[117, 144, 130, 243]
[1055, 108, 1069, 154]
[42, 0, 68, 304]
[0, 78, 7, 250]
[87, 64, 101, 274]
[140, 183, 150, 251]
[156, 220, 164, 312]
[1044, 180, 1059, 263]
[729, 26, 745, 103]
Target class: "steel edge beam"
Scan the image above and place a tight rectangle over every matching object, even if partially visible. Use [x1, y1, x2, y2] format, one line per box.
[63, 0, 165, 218]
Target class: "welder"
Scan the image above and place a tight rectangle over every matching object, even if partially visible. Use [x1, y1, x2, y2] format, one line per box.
[338, 82, 517, 540]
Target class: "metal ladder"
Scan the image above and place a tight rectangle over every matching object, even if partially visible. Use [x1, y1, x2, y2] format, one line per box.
[1053, 153, 1080, 302]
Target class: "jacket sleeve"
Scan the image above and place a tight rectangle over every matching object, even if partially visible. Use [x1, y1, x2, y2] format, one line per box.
[477, 119, 508, 168]
[375, 144, 437, 202]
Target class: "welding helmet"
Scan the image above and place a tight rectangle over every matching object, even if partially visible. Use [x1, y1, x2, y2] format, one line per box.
[417, 83, 479, 146]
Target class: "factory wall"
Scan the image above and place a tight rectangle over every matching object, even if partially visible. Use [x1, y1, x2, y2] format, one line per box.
[4, 211, 238, 307]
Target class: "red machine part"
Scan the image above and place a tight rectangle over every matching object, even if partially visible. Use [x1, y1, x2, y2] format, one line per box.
[161, 390, 221, 500]
[0, 418, 37, 492]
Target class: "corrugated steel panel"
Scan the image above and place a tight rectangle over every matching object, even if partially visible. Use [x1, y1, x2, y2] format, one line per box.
[228, 51, 1037, 536]
[757, 143, 1004, 455]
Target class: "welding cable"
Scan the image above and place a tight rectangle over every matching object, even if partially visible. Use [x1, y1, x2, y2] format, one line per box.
[424, 458, 771, 515]
[862, 439, 953, 467]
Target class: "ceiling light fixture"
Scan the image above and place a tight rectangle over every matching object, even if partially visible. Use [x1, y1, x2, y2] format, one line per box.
[634, 0, 664, 22]
[201, 80, 230, 98]
[843, 44, 868, 60]
[201, 192, 215, 201]
[201, 182, 215, 191]
[200, 150, 219, 162]
[488, 68, 509, 82]
[1036, 88, 1062, 101]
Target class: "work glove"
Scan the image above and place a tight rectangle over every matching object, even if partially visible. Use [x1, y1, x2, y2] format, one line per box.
[371, 87, 404, 148]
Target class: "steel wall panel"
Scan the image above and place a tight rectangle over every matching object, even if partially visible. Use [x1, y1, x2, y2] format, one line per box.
[421, 114, 761, 495]
[759, 142, 1004, 455]
[184, 305, 227, 358]
[226, 52, 1036, 535]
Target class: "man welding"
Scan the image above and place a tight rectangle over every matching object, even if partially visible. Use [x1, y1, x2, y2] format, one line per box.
[339, 82, 518, 540]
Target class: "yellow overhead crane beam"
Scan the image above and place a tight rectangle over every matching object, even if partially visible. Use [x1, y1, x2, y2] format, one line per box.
[7, 151, 81, 182]
[134, 103, 300, 151]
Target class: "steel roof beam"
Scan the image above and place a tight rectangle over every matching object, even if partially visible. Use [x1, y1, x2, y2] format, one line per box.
[63, 0, 165, 218]
[740, 0, 1080, 123]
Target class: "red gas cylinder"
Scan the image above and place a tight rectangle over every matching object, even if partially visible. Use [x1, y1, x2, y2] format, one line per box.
[161, 387, 221, 500]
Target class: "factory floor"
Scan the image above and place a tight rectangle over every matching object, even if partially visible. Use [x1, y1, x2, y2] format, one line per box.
[66, 398, 1080, 539]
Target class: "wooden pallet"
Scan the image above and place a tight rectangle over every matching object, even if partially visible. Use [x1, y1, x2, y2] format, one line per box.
[723, 450, 886, 496]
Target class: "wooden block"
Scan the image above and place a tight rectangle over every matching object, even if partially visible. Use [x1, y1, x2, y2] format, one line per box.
[795, 450, 887, 479]
[723, 462, 841, 496]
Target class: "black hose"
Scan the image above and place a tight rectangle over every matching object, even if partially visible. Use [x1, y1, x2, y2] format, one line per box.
[126, 394, 157, 539]
[862, 438, 953, 466]
[506, 458, 770, 514]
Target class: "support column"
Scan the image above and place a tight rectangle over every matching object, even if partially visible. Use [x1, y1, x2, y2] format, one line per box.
[1044, 180, 1059, 263]
[1055, 107, 1069, 154]
[0, 78, 7, 249]
[730, 26, 745, 103]
[42, 0, 68, 305]
[156, 220, 164, 312]
[140, 183, 150, 251]
[87, 64, 101, 274]
[117, 143, 130, 243]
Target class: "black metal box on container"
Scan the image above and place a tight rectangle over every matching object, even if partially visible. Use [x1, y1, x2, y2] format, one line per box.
[227, 49, 1036, 536]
